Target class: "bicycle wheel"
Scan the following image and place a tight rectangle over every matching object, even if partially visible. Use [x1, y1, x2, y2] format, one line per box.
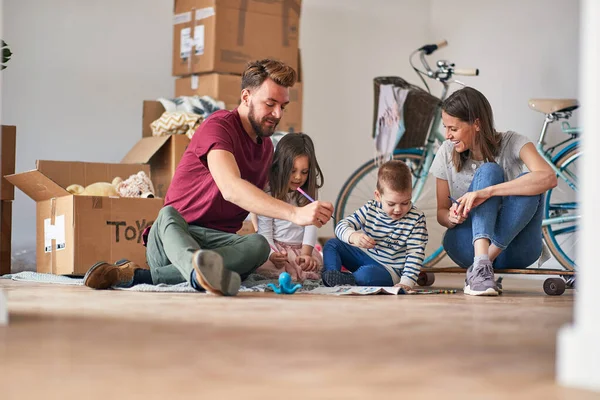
[334, 150, 447, 267]
[542, 147, 580, 271]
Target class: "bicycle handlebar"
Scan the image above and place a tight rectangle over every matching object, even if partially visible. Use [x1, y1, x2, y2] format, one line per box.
[411, 40, 479, 89]
[419, 39, 448, 55]
[453, 68, 479, 76]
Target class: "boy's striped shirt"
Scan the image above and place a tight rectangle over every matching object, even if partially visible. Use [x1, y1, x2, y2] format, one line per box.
[335, 200, 428, 286]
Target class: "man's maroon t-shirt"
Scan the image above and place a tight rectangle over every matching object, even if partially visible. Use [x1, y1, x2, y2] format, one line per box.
[164, 109, 273, 233]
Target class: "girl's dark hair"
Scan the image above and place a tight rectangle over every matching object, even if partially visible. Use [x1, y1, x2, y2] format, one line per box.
[269, 133, 323, 207]
[442, 87, 502, 172]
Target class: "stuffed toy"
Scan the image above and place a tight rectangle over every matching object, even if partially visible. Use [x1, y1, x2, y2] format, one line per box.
[115, 171, 155, 198]
[66, 178, 121, 197]
[66, 171, 155, 198]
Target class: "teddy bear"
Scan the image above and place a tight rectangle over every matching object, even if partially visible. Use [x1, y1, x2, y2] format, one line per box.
[66, 178, 121, 197]
[66, 171, 156, 198]
[115, 171, 155, 198]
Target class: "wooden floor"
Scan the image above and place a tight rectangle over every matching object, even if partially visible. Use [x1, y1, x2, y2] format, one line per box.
[0, 275, 598, 400]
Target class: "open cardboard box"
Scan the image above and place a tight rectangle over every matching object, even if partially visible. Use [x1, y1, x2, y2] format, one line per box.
[6, 161, 164, 275]
[121, 101, 192, 198]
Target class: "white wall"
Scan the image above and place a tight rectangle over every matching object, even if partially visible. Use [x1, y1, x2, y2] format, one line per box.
[301, 0, 431, 238]
[430, 0, 580, 143]
[2, 0, 174, 254]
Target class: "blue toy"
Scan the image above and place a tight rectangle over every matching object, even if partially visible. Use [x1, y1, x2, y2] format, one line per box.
[267, 272, 302, 294]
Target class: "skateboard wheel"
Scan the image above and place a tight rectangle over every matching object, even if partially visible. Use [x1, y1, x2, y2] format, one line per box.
[543, 278, 566, 296]
[417, 272, 435, 287]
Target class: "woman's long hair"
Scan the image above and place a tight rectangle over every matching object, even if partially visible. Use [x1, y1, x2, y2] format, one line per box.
[442, 87, 502, 172]
[269, 133, 324, 207]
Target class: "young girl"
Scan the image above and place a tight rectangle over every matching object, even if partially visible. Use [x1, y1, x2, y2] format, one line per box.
[256, 133, 324, 282]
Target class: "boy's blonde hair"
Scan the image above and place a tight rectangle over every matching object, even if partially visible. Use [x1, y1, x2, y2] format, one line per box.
[376, 160, 412, 194]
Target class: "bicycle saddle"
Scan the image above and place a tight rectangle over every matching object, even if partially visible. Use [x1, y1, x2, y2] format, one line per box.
[528, 98, 579, 114]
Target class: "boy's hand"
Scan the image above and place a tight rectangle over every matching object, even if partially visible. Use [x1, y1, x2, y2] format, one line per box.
[296, 255, 320, 271]
[349, 232, 376, 249]
[394, 283, 414, 293]
[291, 201, 334, 227]
[269, 251, 288, 269]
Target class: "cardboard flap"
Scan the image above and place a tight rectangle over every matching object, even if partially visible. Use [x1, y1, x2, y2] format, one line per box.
[121, 136, 172, 164]
[36, 160, 152, 189]
[142, 101, 167, 138]
[5, 170, 69, 202]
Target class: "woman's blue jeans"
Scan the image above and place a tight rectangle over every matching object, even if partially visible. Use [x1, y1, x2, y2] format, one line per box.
[443, 163, 544, 269]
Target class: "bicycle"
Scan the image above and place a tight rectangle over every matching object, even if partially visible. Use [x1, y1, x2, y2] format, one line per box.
[333, 40, 580, 296]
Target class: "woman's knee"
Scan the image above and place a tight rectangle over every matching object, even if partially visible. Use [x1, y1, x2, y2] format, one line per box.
[473, 162, 504, 188]
[443, 230, 474, 268]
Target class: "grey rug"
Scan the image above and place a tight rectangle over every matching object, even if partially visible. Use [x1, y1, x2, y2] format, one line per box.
[0, 271, 322, 293]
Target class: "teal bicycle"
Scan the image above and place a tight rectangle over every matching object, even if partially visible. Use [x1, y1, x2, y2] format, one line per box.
[333, 41, 580, 294]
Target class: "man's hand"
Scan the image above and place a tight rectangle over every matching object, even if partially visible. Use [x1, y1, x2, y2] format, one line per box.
[291, 201, 334, 227]
[349, 232, 376, 249]
[269, 251, 288, 269]
[295, 255, 320, 271]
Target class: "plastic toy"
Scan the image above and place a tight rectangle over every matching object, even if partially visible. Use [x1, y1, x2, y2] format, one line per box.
[267, 272, 302, 294]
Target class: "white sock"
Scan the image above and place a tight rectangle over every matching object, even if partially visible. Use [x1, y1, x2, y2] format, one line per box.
[473, 254, 490, 267]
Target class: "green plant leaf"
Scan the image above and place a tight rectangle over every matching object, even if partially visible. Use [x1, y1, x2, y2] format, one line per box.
[1, 39, 11, 70]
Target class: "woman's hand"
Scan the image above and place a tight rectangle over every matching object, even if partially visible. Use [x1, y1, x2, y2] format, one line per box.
[456, 188, 492, 217]
[349, 232, 376, 249]
[448, 203, 468, 226]
[269, 251, 288, 269]
[295, 255, 320, 271]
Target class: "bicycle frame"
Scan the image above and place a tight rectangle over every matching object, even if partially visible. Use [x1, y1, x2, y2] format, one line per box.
[400, 81, 450, 204]
[535, 114, 580, 227]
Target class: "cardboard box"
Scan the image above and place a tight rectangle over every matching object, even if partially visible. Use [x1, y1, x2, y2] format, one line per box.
[175, 73, 242, 109]
[1, 126, 16, 200]
[0, 201, 11, 275]
[6, 161, 164, 276]
[173, 0, 301, 76]
[174, 75, 303, 132]
[134, 101, 192, 198]
[122, 134, 190, 199]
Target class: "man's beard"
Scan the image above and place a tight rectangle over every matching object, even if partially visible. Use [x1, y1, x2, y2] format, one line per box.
[248, 102, 280, 138]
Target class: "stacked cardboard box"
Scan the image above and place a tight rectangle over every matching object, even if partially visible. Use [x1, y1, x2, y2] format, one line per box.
[0, 126, 16, 275]
[172, 0, 303, 133]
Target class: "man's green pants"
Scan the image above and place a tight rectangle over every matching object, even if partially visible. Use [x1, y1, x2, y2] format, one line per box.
[146, 206, 269, 285]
